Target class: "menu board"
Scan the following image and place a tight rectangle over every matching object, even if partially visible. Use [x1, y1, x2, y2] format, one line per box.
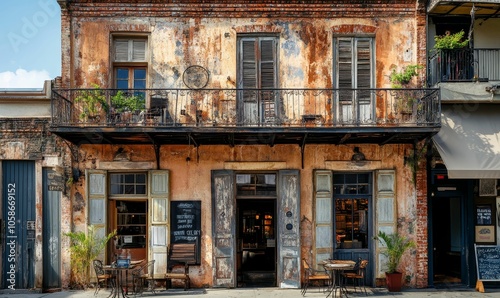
[475, 244, 500, 281]
[170, 201, 201, 263]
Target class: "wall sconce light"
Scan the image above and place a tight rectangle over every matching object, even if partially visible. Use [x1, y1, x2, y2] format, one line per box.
[351, 147, 366, 162]
[255, 214, 260, 220]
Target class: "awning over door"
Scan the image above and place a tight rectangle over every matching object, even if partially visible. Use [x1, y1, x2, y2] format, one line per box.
[433, 105, 500, 179]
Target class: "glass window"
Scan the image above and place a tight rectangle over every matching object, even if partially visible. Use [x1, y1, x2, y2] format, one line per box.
[110, 173, 147, 195]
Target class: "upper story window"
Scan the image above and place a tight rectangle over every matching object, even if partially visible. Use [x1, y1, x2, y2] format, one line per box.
[237, 36, 278, 125]
[333, 37, 375, 124]
[113, 37, 148, 101]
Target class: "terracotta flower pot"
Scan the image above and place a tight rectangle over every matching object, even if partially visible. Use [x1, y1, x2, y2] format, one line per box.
[385, 271, 403, 292]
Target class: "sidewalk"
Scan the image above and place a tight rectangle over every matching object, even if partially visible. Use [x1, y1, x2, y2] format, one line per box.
[2, 285, 500, 298]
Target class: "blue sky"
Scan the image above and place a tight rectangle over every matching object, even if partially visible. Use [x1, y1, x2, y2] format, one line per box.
[0, 0, 61, 88]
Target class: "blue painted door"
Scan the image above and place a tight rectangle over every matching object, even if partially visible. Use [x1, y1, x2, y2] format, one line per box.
[2, 161, 36, 289]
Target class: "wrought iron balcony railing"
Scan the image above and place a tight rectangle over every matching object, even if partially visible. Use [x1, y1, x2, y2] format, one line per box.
[428, 48, 500, 86]
[51, 88, 440, 128]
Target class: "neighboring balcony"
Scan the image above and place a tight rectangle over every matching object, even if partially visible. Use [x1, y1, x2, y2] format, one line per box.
[50, 88, 440, 146]
[428, 48, 500, 85]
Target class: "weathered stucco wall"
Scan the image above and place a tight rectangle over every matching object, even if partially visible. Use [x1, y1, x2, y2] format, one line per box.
[72, 143, 423, 287]
[69, 16, 419, 89]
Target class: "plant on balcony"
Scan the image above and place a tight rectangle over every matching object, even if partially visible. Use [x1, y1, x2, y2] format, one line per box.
[433, 30, 469, 52]
[389, 65, 422, 114]
[110, 91, 146, 123]
[74, 84, 109, 123]
[376, 230, 416, 292]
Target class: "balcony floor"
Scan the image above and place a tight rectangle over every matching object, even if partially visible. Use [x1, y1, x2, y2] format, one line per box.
[50, 125, 439, 146]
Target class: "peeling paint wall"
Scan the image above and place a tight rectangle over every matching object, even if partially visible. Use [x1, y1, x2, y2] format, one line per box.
[60, 0, 428, 289]
[72, 142, 423, 288]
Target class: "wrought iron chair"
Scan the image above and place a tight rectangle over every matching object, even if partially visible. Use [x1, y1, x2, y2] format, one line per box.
[343, 259, 369, 295]
[301, 258, 331, 296]
[132, 260, 156, 296]
[93, 259, 115, 296]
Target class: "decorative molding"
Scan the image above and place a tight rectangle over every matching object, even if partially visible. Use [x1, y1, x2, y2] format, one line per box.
[224, 161, 287, 170]
[98, 161, 155, 170]
[324, 160, 382, 170]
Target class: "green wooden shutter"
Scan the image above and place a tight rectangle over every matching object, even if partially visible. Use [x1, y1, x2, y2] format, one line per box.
[375, 170, 396, 279]
[86, 169, 108, 282]
[313, 170, 333, 270]
[149, 170, 169, 275]
[336, 38, 354, 123]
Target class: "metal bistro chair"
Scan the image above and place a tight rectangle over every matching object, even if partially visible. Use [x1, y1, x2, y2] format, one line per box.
[93, 259, 115, 296]
[132, 260, 156, 296]
[343, 259, 369, 295]
[301, 258, 331, 296]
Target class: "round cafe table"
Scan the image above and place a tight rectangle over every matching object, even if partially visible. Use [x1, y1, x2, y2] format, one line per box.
[323, 262, 354, 298]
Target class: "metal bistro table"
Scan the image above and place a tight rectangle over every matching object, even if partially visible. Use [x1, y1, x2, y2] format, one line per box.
[104, 261, 142, 298]
[323, 260, 355, 298]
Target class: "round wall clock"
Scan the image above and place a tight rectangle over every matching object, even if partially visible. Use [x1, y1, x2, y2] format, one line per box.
[182, 65, 209, 89]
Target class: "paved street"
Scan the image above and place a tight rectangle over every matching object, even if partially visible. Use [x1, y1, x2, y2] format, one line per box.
[2, 285, 500, 298]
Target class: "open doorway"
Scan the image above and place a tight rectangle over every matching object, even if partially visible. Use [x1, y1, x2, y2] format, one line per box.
[432, 196, 462, 285]
[237, 199, 276, 287]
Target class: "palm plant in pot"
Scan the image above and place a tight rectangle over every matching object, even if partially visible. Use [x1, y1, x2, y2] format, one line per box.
[376, 230, 416, 292]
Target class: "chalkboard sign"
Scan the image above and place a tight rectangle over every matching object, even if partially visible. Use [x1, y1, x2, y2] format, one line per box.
[170, 201, 201, 263]
[475, 244, 500, 281]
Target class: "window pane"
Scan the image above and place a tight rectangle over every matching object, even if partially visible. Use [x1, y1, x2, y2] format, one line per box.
[110, 173, 147, 195]
[117, 68, 129, 79]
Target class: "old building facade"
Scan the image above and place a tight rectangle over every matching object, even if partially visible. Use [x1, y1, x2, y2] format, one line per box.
[2, 0, 444, 291]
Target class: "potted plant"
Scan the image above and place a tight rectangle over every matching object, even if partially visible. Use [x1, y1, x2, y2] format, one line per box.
[432, 30, 469, 52]
[389, 64, 422, 116]
[110, 91, 145, 123]
[74, 84, 109, 123]
[65, 225, 116, 289]
[376, 230, 416, 292]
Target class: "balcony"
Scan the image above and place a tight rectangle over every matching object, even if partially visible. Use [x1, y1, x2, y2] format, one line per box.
[428, 48, 500, 86]
[50, 88, 440, 146]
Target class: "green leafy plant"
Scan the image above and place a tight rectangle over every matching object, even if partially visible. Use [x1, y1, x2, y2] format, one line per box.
[111, 91, 145, 113]
[389, 65, 422, 88]
[433, 30, 469, 51]
[65, 225, 116, 289]
[74, 84, 109, 121]
[376, 231, 416, 274]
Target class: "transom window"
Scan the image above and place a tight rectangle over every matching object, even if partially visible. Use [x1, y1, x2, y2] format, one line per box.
[110, 173, 147, 195]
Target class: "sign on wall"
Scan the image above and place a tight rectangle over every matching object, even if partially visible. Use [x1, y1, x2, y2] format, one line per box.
[475, 244, 500, 292]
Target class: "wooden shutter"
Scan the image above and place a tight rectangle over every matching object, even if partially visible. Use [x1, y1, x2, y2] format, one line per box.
[336, 38, 354, 123]
[149, 170, 169, 275]
[86, 169, 108, 279]
[114, 39, 147, 62]
[277, 170, 301, 288]
[239, 38, 259, 124]
[132, 40, 146, 61]
[356, 38, 374, 122]
[375, 170, 396, 278]
[238, 37, 278, 124]
[313, 170, 333, 270]
[211, 170, 235, 287]
[335, 37, 374, 123]
[114, 40, 129, 62]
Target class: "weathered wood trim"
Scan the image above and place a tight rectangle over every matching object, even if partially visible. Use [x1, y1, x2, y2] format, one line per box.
[98, 161, 155, 170]
[324, 160, 383, 170]
[223, 161, 287, 170]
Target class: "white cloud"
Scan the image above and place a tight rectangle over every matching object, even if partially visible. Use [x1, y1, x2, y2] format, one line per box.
[0, 68, 51, 88]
